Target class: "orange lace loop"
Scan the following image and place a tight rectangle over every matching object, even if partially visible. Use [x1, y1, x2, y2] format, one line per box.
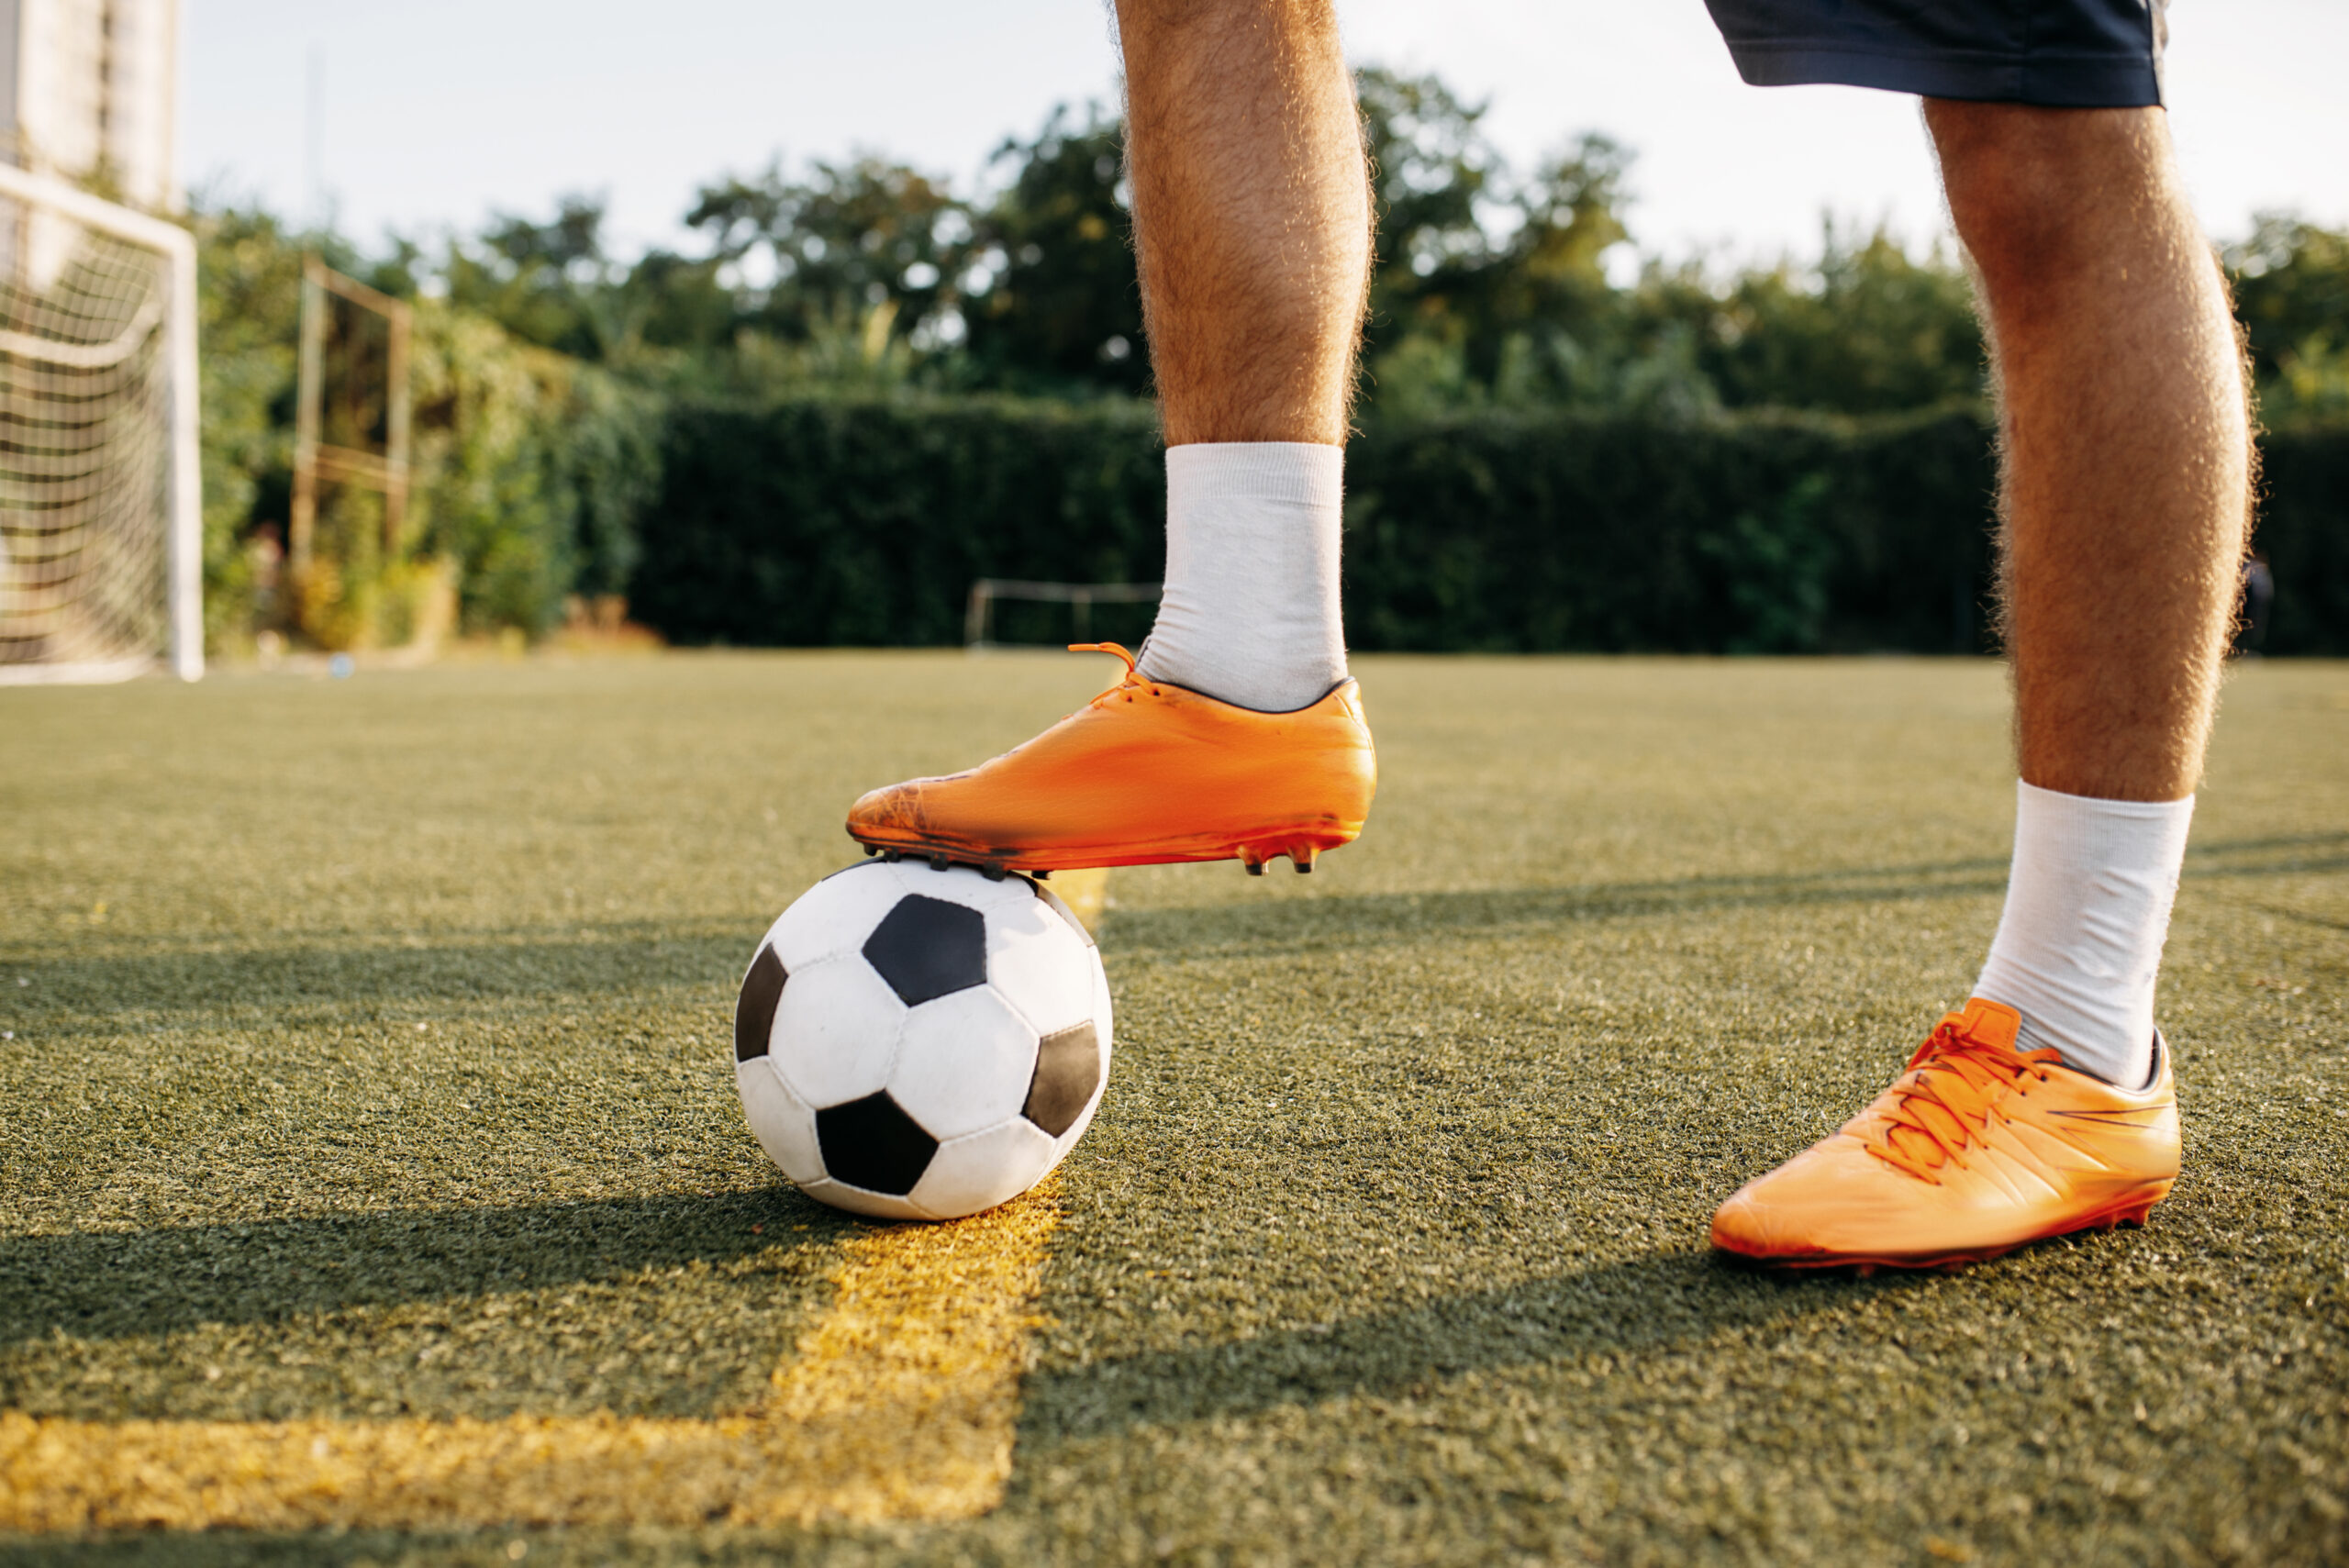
[1067, 641, 1137, 674]
[1068, 641, 1161, 702]
[1864, 1020, 2063, 1183]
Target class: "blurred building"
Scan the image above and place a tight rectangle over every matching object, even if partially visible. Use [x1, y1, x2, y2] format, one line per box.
[0, 0, 179, 210]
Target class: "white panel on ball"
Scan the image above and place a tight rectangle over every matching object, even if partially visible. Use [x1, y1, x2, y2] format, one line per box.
[799, 1177, 929, 1222]
[878, 860, 1038, 917]
[735, 1058, 825, 1184]
[763, 862, 908, 972]
[890, 986, 1041, 1141]
[768, 953, 907, 1107]
[908, 1118, 1061, 1219]
[986, 900, 1099, 1037]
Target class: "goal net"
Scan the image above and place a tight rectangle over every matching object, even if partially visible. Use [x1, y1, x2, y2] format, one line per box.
[0, 164, 200, 683]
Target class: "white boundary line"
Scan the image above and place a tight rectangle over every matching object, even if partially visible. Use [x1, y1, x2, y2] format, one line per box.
[0, 655, 162, 686]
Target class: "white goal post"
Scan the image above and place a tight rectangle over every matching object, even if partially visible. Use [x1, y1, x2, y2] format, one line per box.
[964, 578, 1161, 651]
[0, 163, 202, 684]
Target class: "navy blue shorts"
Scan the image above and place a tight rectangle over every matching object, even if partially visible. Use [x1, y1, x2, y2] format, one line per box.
[1703, 0, 2169, 108]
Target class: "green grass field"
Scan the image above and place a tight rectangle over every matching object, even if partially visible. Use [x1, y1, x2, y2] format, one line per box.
[3, 651, 2344, 1565]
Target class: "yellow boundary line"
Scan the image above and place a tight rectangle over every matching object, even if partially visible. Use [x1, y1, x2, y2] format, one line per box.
[0, 868, 1109, 1534]
[1, 1184, 1058, 1532]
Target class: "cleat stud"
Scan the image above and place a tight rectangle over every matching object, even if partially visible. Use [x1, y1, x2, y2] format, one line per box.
[1243, 858, 1266, 877]
[981, 862, 1008, 882]
[1031, 869, 1052, 880]
[1289, 846, 1316, 873]
[863, 844, 880, 857]
[929, 854, 952, 872]
[882, 849, 902, 862]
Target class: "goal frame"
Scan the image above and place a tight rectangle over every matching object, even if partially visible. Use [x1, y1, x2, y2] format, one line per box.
[964, 578, 1160, 651]
[0, 163, 202, 684]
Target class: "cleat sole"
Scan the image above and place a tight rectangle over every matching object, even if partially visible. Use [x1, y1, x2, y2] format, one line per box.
[1719, 1181, 2176, 1275]
[850, 820, 1362, 877]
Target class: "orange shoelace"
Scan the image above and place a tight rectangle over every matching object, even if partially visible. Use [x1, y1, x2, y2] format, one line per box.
[1068, 642, 1163, 706]
[1862, 1020, 2066, 1183]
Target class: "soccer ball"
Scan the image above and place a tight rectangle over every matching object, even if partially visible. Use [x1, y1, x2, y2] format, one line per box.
[731, 860, 1112, 1219]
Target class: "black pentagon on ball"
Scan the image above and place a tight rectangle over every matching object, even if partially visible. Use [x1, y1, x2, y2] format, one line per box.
[734, 945, 786, 1062]
[862, 894, 988, 1006]
[1023, 1020, 1102, 1138]
[815, 1091, 940, 1195]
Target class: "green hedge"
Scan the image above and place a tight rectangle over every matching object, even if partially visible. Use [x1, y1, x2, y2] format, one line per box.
[632, 395, 2348, 655]
[1342, 406, 1995, 654]
[633, 397, 1165, 649]
[2257, 427, 2349, 653]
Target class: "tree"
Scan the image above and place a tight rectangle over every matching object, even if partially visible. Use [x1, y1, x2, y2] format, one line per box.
[1353, 70, 1649, 406]
[686, 156, 964, 351]
[442, 195, 623, 361]
[961, 106, 1147, 395]
[1644, 222, 1985, 414]
[2229, 216, 2349, 424]
[1355, 67, 1503, 359]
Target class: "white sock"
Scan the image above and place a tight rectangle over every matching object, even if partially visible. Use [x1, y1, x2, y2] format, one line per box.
[1971, 780, 2196, 1085]
[1136, 442, 1348, 713]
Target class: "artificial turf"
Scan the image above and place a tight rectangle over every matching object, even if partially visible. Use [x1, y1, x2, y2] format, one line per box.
[2, 651, 2343, 1565]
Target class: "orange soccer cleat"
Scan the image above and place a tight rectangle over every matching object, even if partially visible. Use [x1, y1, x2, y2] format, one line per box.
[1711, 997, 2179, 1273]
[846, 642, 1376, 876]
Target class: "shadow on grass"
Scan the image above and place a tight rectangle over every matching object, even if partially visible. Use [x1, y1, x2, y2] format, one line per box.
[0, 919, 756, 1027]
[1104, 831, 2349, 960]
[0, 1185, 855, 1351]
[1019, 1248, 1913, 1447]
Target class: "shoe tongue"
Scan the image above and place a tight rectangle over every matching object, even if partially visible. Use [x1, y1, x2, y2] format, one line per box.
[1951, 996, 2022, 1051]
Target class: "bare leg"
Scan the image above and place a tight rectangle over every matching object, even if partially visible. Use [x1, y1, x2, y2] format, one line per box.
[1929, 103, 2252, 801]
[844, 0, 1380, 861]
[1114, 0, 1372, 446]
[1710, 100, 2244, 1272]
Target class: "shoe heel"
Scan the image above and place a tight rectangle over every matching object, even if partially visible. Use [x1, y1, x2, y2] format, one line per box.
[2103, 1182, 2173, 1229]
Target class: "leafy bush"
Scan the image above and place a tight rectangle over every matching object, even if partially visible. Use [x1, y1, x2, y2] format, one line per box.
[406, 306, 661, 637]
[194, 203, 660, 648]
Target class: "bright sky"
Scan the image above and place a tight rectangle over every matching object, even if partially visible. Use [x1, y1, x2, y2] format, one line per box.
[184, 0, 2347, 265]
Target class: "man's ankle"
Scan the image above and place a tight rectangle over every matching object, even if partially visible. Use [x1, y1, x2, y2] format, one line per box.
[1135, 442, 1347, 713]
[1972, 780, 2194, 1084]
